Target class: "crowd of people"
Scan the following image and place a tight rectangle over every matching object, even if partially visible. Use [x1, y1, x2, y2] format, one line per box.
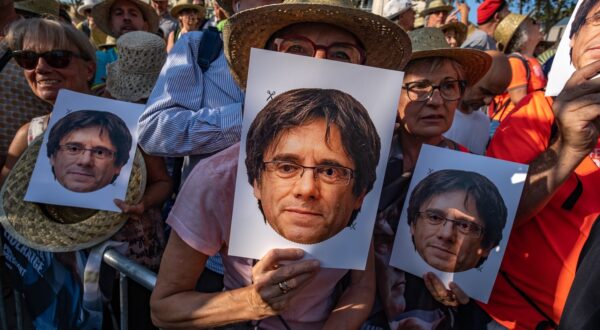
[1, 0, 600, 329]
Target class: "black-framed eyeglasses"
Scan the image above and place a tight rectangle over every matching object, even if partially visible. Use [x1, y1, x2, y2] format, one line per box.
[584, 11, 600, 27]
[417, 210, 485, 237]
[263, 160, 354, 185]
[59, 144, 116, 160]
[12, 50, 83, 70]
[402, 79, 467, 102]
[271, 34, 366, 65]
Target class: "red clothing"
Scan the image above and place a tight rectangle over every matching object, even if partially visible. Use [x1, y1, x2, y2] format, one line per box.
[483, 93, 600, 329]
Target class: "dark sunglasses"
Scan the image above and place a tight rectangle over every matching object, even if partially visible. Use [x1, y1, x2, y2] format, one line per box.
[12, 50, 82, 70]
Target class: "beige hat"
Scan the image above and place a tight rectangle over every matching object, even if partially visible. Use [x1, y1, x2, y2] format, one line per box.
[408, 27, 491, 86]
[494, 13, 528, 54]
[0, 137, 146, 252]
[106, 31, 167, 102]
[171, 0, 207, 18]
[77, 0, 102, 15]
[440, 21, 467, 45]
[413, 0, 426, 28]
[14, 0, 60, 17]
[91, 0, 160, 38]
[421, 0, 453, 17]
[223, 0, 413, 89]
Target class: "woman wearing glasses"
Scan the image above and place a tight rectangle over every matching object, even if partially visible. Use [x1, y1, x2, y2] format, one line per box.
[371, 28, 493, 329]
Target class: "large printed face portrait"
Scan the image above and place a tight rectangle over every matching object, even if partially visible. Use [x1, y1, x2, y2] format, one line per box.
[46, 110, 132, 193]
[406, 170, 508, 272]
[570, 0, 600, 70]
[245, 88, 381, 244]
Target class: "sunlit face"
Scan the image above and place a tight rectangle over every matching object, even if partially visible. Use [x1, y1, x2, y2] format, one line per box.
[444, 29, 458, 47]
[21, 40, 95, 104]
[426, 10, 447, 28]
[110, 0, 149, 37]
[179, 8, 200, 30]
[397, 60, 461, 140]
[50, 126, 123, 193]
[410, 190, 491, 272]
[571, 2, 600, 69]
[253, 119, 366, 244]
[524, 18, 543, 51]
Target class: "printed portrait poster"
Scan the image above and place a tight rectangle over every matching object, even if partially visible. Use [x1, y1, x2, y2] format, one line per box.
[24, 90, 144, 212]
[546, 0, 588, 96]
[389, 145, 528, 303]
[228, 49, 404, 270]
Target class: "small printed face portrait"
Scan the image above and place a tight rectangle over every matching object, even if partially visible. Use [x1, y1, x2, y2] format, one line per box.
[246, 89, 381, 244]
[570, 0, 600, 70]
[47, 110, 132, 193]
[407, 170, 507, 273]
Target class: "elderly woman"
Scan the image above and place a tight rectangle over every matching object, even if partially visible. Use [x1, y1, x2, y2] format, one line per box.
[149, 0, 411, 328]
[369, 27, 493, 329]
[1, 18, 171, 328]
[166, 0, 206, 52]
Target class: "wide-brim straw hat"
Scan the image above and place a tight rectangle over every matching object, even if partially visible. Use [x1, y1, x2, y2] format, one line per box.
[92, 0, 160, 38]
[421, 0, 453, 17]
[494, 13, 528, 54]
[223, 0, 413, 89]
[440, 21, 467, 44]
[408, 27, 491, 86]
[0, 137, 146, 252]
[14, 0, 60, 17]
[106, 31, 167, 102]
[77, 0, 101, 15]
[215, 0, 234, 17]
[171, 0, 207, 18]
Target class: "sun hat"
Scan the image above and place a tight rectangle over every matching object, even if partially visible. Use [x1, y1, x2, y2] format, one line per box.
[214, 0, 234, 17]
[223, 0, 413, 89]
[91, 0, 160, 38]
[77, 0, 102, 16]
[494, 13, 528, 54]
[0, 137, 146, 252]
[106, 31, 167, 102]
[170, 0, 207, 18]
[13, 0, 60, 17]
[440, 21, 467, 44]
[477, 0, 505, 25]
[384, 0, 414, 20]
[408, 27, 491, 86]
[421, 0, 453, 17]
[413, 0, 426, 28]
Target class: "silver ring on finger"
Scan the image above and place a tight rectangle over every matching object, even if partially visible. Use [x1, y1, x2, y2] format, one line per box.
[278, 280, 290, 294]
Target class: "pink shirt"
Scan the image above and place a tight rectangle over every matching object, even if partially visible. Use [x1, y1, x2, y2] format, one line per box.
[167, 143, 348, 329]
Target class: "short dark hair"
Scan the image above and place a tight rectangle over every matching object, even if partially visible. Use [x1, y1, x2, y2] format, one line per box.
[246, 88, 381, 197]
[570, 0, 599, 39]
[407, 169, 507, 251]
[479, 0, 508, 25]
[47, 110, 132, 168]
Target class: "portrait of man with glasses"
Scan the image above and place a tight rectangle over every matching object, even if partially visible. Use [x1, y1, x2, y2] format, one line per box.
[46, 110, 132, 193]
[406, 169, 508, 273]
[568, 0, 600, 70]
[244, 88, 381, 244]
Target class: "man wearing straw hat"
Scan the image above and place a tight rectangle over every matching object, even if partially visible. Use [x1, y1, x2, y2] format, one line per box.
[149, 0, 411, 328]
[422, 0, 454, 28]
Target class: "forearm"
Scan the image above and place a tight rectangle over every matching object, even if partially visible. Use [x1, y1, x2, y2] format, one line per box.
[140, 154, 173, 209]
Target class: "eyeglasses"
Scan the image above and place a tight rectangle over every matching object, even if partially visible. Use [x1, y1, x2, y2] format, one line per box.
[59, 144, 116, 160]
[417, 210, 485, 237]
[271, 34, 366, 65]
[12, 50, 82, 70]
[263, 160, 354, 185]
[584, 11, 600, 27]
[402, 79, 466, 102]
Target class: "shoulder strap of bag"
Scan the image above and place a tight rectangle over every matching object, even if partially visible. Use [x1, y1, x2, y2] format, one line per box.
[197, 26, 222, 73]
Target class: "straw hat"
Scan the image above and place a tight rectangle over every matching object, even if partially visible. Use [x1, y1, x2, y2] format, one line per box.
[413, 0, 426, 28]
[494, 13, 528, 54]
[440, 21, 467, 44]
[171, 0, 207, 18]
[223, 0, 413, 89]
[99, 36, 118, 50]
[214, 0, 234, 17]
[0, 137, 146, 252]
[421, 0, 453, 17]
[14, 0, 60, 17]
[408, 27, 491, 86]
[91, 0, 160, 38]
[106, 31, 167, 102]
[384, 0, 414, 20]
[77, 0, 102, 15]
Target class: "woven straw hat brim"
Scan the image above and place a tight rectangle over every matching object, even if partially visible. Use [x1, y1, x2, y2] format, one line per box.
[0, 136, 146, 252]
[14, 0, 60, 17]
[77, 4, 94, 16]
[171, 4, 207, 18]
[421, 5, 453, 16]
[494, 13, 529, 54]
[106, 62, 160, 102]
[215, 0, 234, 17]
[441, 22, 467, 42]
[410, 48, 491, 86]
[223, 3, 412, 89]
[92, 0, 160, 38]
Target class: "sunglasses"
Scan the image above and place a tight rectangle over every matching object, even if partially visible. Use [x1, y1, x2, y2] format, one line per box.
[12, 50, 82, 70]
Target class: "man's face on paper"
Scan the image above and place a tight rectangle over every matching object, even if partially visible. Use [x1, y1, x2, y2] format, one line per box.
[50, 126, 123, 192]
[253, 118, 366, 244]
[571, 1, 600, 70]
